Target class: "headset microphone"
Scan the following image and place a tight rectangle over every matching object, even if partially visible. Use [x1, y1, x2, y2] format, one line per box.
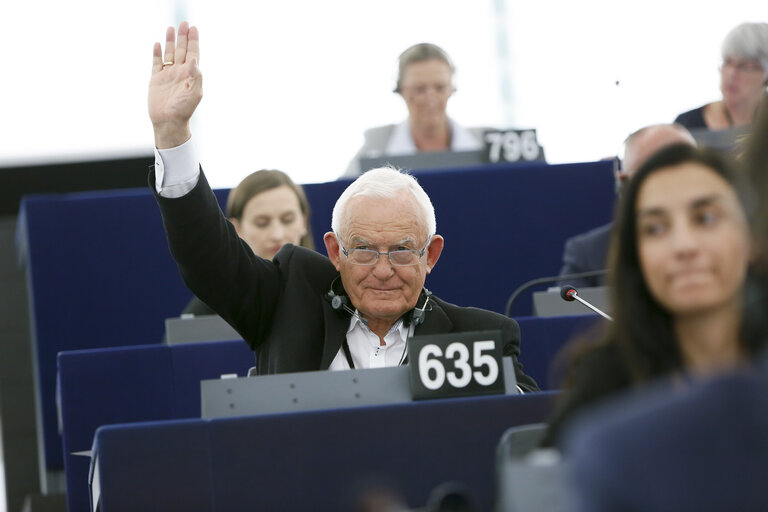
[410, 288, 433, 327]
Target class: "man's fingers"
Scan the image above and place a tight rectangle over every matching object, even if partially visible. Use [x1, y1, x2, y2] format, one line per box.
[163, 26, 175, 64]
[186, 26, 200, 66]
[152, 23, 198, 76]
[152, 42, 163, 74]
[175, 21, 189, 64]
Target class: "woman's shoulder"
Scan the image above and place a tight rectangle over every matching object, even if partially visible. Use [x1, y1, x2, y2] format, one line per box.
[363, 124, 397, 143]
[674, 104, 709, 129]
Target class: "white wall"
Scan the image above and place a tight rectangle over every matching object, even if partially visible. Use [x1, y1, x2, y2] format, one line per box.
[1, 0, 764, 190]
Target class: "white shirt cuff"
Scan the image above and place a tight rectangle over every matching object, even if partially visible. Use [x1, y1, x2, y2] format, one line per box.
[154, 138, 201, 198]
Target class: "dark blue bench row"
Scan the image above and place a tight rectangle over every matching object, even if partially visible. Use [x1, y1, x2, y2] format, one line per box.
[59, 313, 601, 512]
[91, 391, 559, 512]
[20, 159, 614, 470]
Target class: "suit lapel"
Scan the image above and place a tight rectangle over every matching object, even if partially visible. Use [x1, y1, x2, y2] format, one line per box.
[409, 296, 453, 336]
[320, 298, 350, 369]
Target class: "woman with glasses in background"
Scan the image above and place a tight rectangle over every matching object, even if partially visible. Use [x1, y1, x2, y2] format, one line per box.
[342, 43, 488, 177]
[675, 22, 768, 132]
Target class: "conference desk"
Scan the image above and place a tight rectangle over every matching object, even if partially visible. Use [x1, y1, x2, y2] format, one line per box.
[90, 391, 558, 512]
[18, 159, 613, 473]
[58, 341, 254, 512]
[59, 313, 598, 512]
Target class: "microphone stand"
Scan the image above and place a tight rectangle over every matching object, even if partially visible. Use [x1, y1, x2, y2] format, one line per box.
[560, 286, 613, 321]
[504, 269, 608, 317]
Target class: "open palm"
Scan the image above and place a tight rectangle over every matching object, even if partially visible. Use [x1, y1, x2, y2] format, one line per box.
[148, 22, 202, 148]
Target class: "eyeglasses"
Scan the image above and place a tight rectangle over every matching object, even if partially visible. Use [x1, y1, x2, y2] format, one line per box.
[400, 83, 454, 98]
[338, 238, 429, 266]
[720, 58, 764, 74]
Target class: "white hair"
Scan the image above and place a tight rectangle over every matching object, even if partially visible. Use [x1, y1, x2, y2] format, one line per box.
[722, 22, 768, 79]
[331, 166, 436, 239]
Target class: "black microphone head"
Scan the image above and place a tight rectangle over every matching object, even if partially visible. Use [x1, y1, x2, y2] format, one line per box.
[560, 285, 577, 301]
[426, 481, 477, 512]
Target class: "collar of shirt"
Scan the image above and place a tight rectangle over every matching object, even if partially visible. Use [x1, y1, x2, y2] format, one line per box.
[385, 118, 483, 155]
[327, 313, 409, 370]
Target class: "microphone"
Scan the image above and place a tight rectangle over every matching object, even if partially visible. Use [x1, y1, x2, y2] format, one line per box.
[504, 269, 608, 317]
[425, 481, 477, 512]
[560, 285, 613, 321]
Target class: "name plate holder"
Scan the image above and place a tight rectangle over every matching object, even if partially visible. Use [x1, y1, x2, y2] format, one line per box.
[408, 330, 510, 400]
[201, 354, 518, 419]
[483, 128, 545, 164]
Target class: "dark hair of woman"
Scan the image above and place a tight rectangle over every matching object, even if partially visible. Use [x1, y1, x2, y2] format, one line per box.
[739, 97, 768, 345]
[607, 144, 761, 381]
[541, 143, 761, 448]
[226, 169, 314, 250]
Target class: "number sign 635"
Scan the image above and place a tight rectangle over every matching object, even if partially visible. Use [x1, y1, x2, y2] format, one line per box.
[418, 340, 499, 390]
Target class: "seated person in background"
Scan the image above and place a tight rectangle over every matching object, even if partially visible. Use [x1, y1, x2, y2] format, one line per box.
[183, 169, 314, 315]
[541, 143, 764, 448]
[674, 22, 768, 133]
[558, 123, 696, 288]
[565, 97, 768, 512]
[148, 23, 538, 390]
[342, 42, 487, 178]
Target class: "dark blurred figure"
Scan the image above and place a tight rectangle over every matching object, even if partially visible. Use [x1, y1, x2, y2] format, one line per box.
[565, 97, 768, 512]
[543, 143, 761, 448]
[558, 123, 695, 289]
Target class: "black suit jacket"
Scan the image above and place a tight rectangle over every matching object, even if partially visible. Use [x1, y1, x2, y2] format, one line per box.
[558, 222, 612, 288]
[153, 170, 538, 392]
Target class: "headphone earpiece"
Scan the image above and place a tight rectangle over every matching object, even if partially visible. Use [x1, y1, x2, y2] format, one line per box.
[327, 278, 368, 327]
[327, 277, 350, 312]
[330, 294, 347, 311]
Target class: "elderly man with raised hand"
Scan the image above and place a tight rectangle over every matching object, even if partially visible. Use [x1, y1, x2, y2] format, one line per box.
[148, 22, 538, 391]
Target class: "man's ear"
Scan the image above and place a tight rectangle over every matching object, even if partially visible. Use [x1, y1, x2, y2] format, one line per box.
[424, 235, 444, 274]
[324, 232, 342, 270]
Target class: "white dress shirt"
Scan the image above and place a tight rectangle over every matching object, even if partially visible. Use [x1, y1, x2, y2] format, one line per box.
[385, 117, 485, 155]
[328, 315, 410, 370]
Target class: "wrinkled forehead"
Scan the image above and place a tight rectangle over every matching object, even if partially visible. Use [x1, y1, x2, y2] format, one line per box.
[339, 191, 428, 241]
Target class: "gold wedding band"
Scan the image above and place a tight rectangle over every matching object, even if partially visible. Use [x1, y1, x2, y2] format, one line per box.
[162, 61, 174, 66]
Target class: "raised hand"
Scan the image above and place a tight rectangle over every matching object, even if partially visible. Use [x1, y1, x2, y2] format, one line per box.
[149, 22, 202, 149]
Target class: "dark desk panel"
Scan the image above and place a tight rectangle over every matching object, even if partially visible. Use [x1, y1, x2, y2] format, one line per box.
[60, 317, 585, 511]
[58, 341, 253, 512]
[516, 314, 605, 390]
[93, 392, 558, 512]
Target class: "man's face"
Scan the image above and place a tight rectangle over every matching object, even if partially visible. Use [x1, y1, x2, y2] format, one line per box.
[324, 192, 443, 331]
